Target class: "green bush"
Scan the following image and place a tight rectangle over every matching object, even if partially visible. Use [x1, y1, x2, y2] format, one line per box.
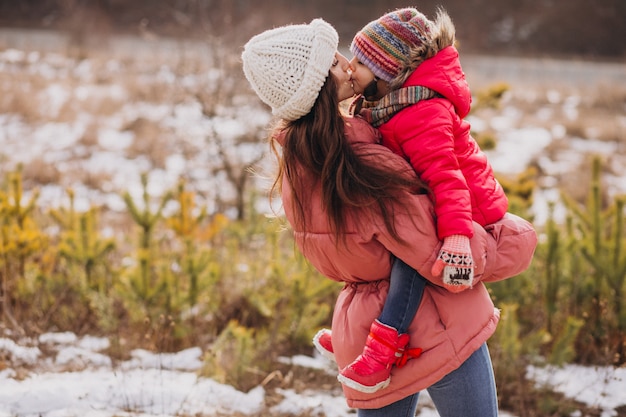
[0, 150, 624, 401]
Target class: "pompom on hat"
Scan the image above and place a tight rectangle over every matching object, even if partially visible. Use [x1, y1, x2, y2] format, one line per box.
[350, 8, 433, 82]
[242, 19, 338, 121]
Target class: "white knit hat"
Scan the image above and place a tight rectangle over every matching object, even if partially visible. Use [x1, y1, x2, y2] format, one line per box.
[242, 19, 339, 121]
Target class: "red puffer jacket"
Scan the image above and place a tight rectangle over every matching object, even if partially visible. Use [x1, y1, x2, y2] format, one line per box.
[279, 116, 537, 409]
[378, 46, 508, 240]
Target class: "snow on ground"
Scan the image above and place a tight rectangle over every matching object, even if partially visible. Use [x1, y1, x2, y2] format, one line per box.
[527, 364, 626, 417]
[2, 333, 624, 417]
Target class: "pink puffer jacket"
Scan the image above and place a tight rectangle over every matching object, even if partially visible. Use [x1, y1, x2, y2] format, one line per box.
[280, 116, 537, 409]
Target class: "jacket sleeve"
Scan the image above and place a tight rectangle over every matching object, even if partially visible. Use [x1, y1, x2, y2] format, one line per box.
[369, 204, 537, 288]
[352, 141, 537, 288]
[478, 213, 538, 283]
[362, 190, 443, 284]
[390, 100, 474, 239]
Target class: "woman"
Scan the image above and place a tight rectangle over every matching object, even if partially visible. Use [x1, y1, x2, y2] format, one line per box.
[241, 18, 537, 416]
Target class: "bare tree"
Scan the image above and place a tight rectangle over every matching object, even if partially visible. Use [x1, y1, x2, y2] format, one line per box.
[194, 36, 268, 221]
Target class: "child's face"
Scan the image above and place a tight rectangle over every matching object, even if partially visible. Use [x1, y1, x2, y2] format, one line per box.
[348, 57, 388, 100]
[330, 52, 356, 101]
[348, 57, 375, 96]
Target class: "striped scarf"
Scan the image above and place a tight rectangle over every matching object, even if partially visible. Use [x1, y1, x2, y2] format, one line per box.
[352, 86, 440, 127]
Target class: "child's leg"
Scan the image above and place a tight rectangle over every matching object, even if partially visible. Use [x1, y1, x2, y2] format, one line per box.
[338, 257, 426, 393]
[378, 257, 426, 334]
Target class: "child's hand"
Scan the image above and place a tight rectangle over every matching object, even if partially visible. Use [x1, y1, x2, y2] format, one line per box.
[431, 234, 474, 293]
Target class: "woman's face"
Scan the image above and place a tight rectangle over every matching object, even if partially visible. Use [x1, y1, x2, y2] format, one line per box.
[349, 57, 388, 100]
[330, 52, 356, 101]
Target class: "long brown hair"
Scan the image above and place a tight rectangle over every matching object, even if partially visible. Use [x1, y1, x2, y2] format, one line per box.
[270, 74, 428, 246]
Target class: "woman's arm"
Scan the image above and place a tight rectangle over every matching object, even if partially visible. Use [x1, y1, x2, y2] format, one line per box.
[369, 203, 536, 288]
[353, 139, 537, 289]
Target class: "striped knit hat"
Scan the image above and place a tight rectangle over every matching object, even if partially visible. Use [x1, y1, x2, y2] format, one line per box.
[350, 8, 432, 82]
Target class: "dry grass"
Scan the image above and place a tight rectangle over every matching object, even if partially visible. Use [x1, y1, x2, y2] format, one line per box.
[563, 111, 624, 142]
[0, 46, 222, 200]
[123, 117, 173, 169]
[126, 79, 182, 104]
[587, 83, 626, 112]
[0, 72, 51, 123]
[470, 81, 626, 204]
[1, 39, 624, 231]
[20, 157, 62, 186]
[76, 123, 100, 148]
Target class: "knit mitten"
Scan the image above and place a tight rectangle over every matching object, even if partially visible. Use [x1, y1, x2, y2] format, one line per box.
[431, 234, 474, 293]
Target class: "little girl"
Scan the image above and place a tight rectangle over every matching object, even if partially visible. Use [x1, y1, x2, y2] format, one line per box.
[316, 7, 509, 394]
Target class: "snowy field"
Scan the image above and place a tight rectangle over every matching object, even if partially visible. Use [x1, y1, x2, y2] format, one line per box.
[0, 32, 624, 227]
[1, 30, 626, 417]
[0, 332, 625, 417]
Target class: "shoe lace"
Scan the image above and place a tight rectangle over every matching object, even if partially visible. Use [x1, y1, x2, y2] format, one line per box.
[395, 346, 423, 367]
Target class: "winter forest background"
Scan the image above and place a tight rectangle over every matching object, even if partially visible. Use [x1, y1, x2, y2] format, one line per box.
[2, 0, 626, 58]
[0, 1, 625, 416]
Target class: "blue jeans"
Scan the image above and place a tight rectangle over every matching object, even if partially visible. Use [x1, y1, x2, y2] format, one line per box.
[378, 257, 425, 334]
[356, 343, 499, 417]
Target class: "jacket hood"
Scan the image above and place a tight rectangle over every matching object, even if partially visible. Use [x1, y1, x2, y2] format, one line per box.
[403, 46, 471, 118]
